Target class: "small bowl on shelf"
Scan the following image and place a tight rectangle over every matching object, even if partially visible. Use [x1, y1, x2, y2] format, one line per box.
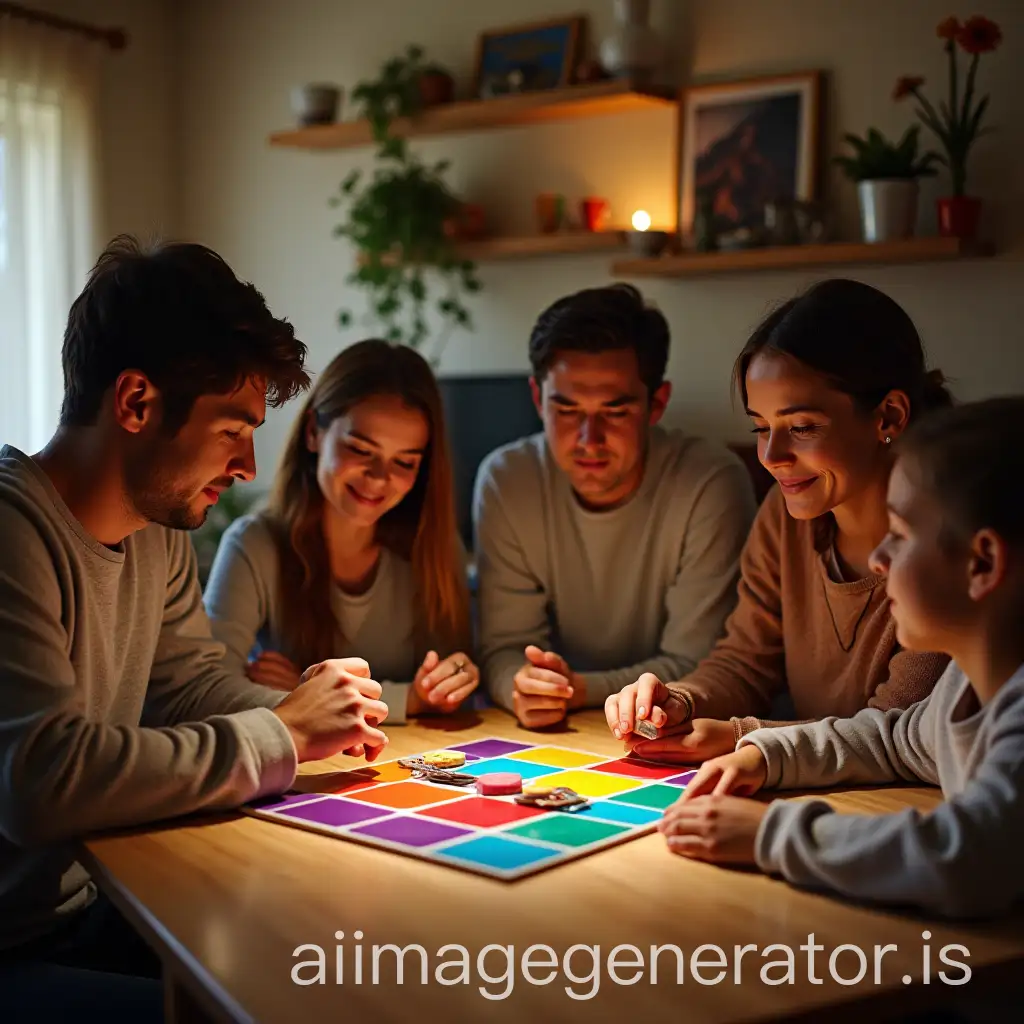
[627, 229, 670, 257]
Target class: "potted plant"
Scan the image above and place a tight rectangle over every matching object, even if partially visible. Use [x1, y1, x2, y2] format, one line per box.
[330, 46, 481, 360]
[893, 14, 1003, 238]
[834, 125, 940, 242]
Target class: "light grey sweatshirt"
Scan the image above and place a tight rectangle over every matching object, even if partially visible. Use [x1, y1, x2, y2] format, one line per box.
[0, 447, 298, 950]
[473, 427, 757, 710]
[204, 514, 425, 723]
[743, 660, 1024, 919]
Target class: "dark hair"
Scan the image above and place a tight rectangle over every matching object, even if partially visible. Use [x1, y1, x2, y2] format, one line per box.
[61, 235, 309, 433]
[528, 283, 670, 396]
[900, 396, 1024, 547]
[733, 279, 952, 418]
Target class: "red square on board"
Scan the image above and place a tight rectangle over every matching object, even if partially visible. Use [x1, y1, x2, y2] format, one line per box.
[417, 796, 546, 828]
[591, 758, 687, 780]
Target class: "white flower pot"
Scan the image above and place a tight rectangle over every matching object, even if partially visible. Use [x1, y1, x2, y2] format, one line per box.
[857, 179, 919, 243]
[599, 0, 664, 82]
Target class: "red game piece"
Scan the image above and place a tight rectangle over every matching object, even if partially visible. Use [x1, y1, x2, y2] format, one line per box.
[476, 772, 522, 796]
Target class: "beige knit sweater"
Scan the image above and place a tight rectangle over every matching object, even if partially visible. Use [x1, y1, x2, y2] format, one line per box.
[673, 486, 950, 736]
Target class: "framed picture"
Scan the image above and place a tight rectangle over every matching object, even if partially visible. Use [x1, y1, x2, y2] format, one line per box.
[473, 16, 584, 98]
[676, 71, 823, 237]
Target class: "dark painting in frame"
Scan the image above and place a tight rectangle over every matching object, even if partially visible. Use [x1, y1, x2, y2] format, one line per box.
[676, 71, 824, 238]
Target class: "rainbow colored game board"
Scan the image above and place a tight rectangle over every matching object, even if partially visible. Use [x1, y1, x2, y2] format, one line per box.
[245, 738, 697, 880]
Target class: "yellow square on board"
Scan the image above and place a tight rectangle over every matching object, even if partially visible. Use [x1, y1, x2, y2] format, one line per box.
[531, 769, 642, 797]
[509, 747, 605, 769]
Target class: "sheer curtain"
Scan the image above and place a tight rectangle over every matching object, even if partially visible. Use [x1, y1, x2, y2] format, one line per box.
[0, 14, 101, 454]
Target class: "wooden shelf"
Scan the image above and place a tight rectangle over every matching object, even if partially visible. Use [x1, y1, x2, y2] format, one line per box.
[457, 230, 627, 260]
[611, 236, 995, 278]
[365, 231, 628, 267]
[269, 80, 675, 150]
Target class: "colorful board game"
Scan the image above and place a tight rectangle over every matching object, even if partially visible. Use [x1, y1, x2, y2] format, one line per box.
[245, 738, 697, 880]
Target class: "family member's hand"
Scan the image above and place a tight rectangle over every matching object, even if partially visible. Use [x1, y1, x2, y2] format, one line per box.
[273, 657, 388, 763]
[677, 744, 769, 801]
[626, 718, 737, 764]
[245, 650, 303, 691]
[659, 793, 768, 865]
[512, 645, 584, 729]
[604, 672, 692, 740]
[410, 650, 480, 714]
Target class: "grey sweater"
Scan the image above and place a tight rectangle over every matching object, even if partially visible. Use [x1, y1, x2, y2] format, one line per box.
[743, 660, 1024, 918]
[473, 427, 757, 710]
[204, 514, 424, 723]
[0, 447, 297, 949]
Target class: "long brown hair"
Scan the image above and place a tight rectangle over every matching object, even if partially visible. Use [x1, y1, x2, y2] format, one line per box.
[265, 339, 469, 667]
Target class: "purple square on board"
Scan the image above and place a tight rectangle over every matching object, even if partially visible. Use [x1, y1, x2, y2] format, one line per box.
[277, 797, 393, 828]
[251, 792, 323, 811]
[665, 770, 699, 787]
[452, 738, 534, 758]
[352, 816, 473, 848]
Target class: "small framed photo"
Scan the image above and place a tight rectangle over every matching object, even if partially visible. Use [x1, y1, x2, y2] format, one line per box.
[676, 71, 824, 237]
[473, 16, 584, 99]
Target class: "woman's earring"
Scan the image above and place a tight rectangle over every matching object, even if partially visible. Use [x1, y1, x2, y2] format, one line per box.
[884, 436, 892, 445]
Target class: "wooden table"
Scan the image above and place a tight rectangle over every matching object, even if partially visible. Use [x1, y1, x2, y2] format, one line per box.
[81, 709, 1024, 1024]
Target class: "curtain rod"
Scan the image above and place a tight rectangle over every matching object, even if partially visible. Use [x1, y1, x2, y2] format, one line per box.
[0, 1, 127, 50]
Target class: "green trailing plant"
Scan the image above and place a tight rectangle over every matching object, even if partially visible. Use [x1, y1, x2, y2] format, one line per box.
[329, 45, 481, 357]
[834, 125, 940, 182]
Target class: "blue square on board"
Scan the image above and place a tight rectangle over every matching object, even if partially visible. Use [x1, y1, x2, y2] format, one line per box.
[459, 757, 555, 780]
[576, 801, 663, 827]
[439, 834, 561, 873]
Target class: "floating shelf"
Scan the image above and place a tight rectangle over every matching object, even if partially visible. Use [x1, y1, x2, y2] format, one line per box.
[611, 236, 995, 278]
[364, 231, 628, 267]
[269, 80, 676, 150]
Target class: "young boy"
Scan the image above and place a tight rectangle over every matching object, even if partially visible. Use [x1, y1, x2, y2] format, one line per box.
[661, 397, 1024, 919]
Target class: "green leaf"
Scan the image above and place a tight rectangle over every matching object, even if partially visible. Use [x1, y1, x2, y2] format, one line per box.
[337, 309, 352, 328]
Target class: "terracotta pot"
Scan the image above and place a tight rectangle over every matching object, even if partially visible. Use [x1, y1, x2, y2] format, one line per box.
[443, 203, 487, 241]
[418, 70, 455, 107]
[936, 196, 982, 239]
[580, 197, 610, 232]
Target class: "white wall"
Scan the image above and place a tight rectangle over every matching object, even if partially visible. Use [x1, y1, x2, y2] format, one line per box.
[24, 0, 179, 241]
[37, 0, 1024, 483]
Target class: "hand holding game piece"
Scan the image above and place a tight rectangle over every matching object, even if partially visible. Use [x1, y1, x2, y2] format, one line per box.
[245, 650, 303, 691]
[414, 650, 480, 713]
[676, 744, 769, 801]
[605, 672, 694, 741]
[626, 718, 738, 764]
[273, 658, 389, 764]
[659, 793, 768, 865]
[512, 645, 585, 729]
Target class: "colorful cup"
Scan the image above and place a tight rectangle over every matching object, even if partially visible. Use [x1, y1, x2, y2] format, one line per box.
[535, 193, 565, 234]
[580, 197, 610, 232]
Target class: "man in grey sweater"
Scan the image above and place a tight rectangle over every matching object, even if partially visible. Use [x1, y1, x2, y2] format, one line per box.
[473, 284, 756, 728]
[0, 237, 389, 1019]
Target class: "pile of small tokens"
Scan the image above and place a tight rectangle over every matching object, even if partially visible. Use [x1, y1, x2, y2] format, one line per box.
[514, 786, 589, 812]
[397, 751, 588, 811]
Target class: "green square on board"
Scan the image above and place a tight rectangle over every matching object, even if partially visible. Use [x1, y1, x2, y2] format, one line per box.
[609, 784, 680, 810]
[504, 814, 629, 848]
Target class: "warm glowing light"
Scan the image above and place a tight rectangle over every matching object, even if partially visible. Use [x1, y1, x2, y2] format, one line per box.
[631, 210, 651, 231]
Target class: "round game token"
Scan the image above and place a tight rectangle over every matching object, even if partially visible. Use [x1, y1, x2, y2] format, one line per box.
[476, 772, 522, 796]
[423, 750, 466, 769]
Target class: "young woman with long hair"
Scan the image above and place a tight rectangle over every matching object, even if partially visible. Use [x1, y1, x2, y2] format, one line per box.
[204, 339, 476, 723]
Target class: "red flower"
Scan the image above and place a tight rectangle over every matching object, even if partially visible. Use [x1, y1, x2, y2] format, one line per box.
[936, 17, 960, 40]
[957, 16, 1002, 54]
[893, 75, 925, 100]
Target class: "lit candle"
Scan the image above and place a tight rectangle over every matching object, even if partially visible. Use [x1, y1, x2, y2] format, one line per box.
[631, 210, 651, 231]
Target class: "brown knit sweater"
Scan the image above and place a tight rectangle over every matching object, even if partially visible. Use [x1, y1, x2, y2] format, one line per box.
[672, 486, 950, 738]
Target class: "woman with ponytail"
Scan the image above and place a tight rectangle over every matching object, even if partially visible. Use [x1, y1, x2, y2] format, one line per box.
[607, 279, 953, 760]
[204, 339, 475, 723]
